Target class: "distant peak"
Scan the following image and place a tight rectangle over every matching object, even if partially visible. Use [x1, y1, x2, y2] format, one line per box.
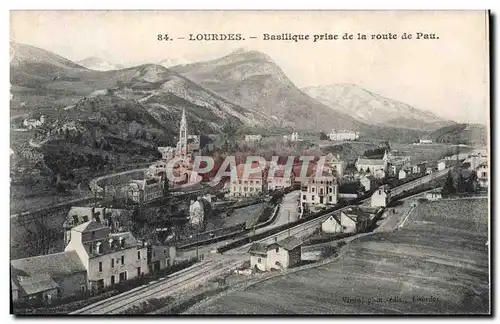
[230, 47, 250, 55]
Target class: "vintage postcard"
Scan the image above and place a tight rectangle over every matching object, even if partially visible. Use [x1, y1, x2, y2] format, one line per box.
[9, 10, 490, 315]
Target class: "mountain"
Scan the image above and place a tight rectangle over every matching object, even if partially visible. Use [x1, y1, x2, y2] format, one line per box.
[170, 49, 361, 131]
[159, 58, 191, 68]
[429, 123, 488, 145]
[10, 42, 279, 193]
[302, 83, 453, 131]
[77, 57, 124, 71]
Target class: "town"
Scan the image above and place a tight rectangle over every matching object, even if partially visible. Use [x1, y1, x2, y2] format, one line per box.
[10, 108, 489, 314]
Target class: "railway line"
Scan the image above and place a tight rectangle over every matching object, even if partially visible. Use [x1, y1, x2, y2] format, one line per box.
[71, 167, 451, 314]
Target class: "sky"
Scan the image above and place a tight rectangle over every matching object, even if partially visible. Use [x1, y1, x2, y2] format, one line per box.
[10, 10, 489, 124]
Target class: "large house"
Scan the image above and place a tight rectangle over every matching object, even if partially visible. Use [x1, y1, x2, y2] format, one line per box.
[229, 163, 265, 198]
[329, 129, 359, 141]
[63, 207, 133, 245]
[248, 236, 302, 272]
[360, 174, 376, 192]
[127, 176, 164, 203]
[267, 167, 294, 191]
[321, 207, 373, 234]
[476, 161, 489, 188]
[371, 185, 391, 208]
[356, 154, 388, 178]
[65, 221, 149, 291]
[299, 170, 338, 214]
[148, 245, 177, 273]
[11, 251, 87, 303]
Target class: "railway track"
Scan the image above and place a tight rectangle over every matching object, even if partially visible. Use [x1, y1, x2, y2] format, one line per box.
[71, 167, 451, 314]
[71, 258, 243, 315]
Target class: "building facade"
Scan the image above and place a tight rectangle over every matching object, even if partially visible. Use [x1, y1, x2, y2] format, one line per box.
[371, 185, 391, 208]
[356, 157, 388, 177]
[229, 163, 265, 198]
[299, 175, 338, 208]
[127, 176, 164, 204]
[65, 221, 148, 291]
[249, 236, 302, 272]
[329, 129, 359, 141]
[11, 251, 87, 302]
[476, 162, 489, 188]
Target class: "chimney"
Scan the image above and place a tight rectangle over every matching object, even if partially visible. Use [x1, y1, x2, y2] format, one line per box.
[91, 207, 96, 221]
[96, 242, 102, 254]
[108, 238, 114, 248]
[274, 237, 278, 242]
[119, 237, 125, 248]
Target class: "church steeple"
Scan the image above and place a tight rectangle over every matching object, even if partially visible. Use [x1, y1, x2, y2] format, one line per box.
[178, 108, 188, 156]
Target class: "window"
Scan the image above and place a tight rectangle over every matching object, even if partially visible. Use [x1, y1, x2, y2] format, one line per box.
[111, 258, 114, 268]
[329, 196, 333, 202]
[312, 195, 315, 201]
[80, 285, 86, 293]
[72, 215, 79, 224]
[82, 216, 89, 222]
[303, 195, 306, 200]
[257, 258, 261, 263]
[482, 172, 487, 177]
[111, 275, 115, 285]
[137, 251, 141, 260]
[312, 187, 315, 193]
[98, 262, 102, 272]
[121, 255, 125, 264]
[275, 248, 279, 253]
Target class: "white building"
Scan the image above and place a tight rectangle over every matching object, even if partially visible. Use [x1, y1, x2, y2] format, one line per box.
[360, 174, 376, 192]
[398, 169, 408, 180]
[329, 129, 359, 141]
[476, 161, 489, 188]
[425, 189, 442, 201]
[356, 156, 388, 177]
[419, 139, 433, 144]
[63, 207, 133, 245]
[65, 221, 148, 291]
[229, 163, 265, 198]
[371, 185, 391, 208]
[299, 173, 338, 212]
[245, 135, 262, 143]
[321, 214, 344, 233]
[248, 236, 302, 272]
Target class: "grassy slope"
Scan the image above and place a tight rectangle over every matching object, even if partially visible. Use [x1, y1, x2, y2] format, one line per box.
[193, 199, 489, 314]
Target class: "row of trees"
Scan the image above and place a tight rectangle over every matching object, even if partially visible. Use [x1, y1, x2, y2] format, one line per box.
[442, 170, 478, 195]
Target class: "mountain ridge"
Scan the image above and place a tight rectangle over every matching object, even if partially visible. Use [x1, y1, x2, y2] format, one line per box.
[302, 83, 453, 131]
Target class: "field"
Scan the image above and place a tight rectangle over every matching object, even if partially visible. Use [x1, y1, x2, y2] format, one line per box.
[212, 203, 267, 229]
[191, 198, 489, 314]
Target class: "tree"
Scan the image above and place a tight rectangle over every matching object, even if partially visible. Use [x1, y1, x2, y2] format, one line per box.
[20, 210, 62, 256]
[163, 175, 170, 197]
[465, 172, 478, 193]
[319, 132, 329, 140]
[442, 170, 455, 195]
[221, 121, 238, 152]
[455, 172, 467, 194]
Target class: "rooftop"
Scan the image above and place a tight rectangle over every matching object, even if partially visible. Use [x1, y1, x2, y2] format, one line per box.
[357, 158, 386, 166]
[10, 251, 86, 279]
